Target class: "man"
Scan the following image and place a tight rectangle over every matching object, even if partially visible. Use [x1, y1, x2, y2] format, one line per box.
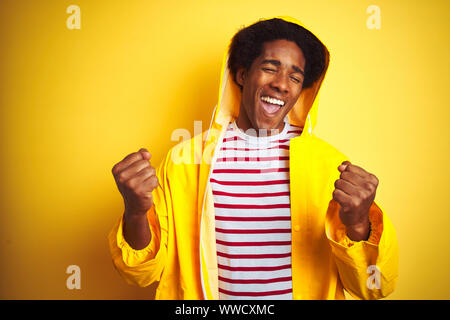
[109, 16, 398, 300]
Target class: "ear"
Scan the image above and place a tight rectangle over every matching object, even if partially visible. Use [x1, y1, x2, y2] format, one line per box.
[236, 67, 246, 88]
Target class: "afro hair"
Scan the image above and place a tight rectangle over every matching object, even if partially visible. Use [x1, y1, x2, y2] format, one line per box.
[227, 18, 327, 89]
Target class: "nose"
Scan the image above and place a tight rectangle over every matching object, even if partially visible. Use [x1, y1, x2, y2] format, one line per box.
[270, 71, 289, 94]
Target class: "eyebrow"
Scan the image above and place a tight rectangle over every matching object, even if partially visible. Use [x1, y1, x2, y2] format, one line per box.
[261, 59, 305, 76]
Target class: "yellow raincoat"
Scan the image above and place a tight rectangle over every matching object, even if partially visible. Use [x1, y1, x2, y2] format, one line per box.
[108, 16, 399, 300]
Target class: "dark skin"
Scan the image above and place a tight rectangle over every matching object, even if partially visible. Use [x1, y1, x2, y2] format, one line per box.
[112, 148, 155, 249]
[235, 39, 377, 241]
[334, 161, 379, 241]
[235, 39, 306, 135]
[112, 40, 378, 249]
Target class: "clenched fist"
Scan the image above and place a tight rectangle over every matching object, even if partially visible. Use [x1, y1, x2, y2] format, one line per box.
[112, 148, 159, 217]
[332, 161, 379, 241]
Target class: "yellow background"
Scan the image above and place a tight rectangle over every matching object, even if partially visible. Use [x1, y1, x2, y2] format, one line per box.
[0, 0, 449, 299]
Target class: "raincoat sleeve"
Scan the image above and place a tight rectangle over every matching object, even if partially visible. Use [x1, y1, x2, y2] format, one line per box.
[108, 151, 171, 287]
[325, 198, 399, 299]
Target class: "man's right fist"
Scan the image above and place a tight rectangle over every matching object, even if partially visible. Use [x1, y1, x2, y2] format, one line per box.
[112, 148, 159, 217]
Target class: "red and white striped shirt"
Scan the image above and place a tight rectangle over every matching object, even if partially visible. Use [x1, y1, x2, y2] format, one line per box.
[210, 118, 302, 300]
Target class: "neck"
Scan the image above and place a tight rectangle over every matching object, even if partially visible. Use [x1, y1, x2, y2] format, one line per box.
[236, 107, 285, 137]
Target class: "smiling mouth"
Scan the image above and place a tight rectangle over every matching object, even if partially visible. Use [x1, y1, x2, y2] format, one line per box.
[260, 95, 285, 115]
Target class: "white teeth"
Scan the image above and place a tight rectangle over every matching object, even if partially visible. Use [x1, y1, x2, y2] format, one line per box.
[261, 96, 285, 106]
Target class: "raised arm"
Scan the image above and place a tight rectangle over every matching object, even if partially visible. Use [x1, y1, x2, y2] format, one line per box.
[111, 148, 159, 249]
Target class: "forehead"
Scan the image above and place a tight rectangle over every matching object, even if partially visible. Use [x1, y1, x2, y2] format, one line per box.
[258, 39, 305, 67]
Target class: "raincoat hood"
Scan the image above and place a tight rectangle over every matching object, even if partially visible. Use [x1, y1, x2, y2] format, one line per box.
[211, 15, 330, 136]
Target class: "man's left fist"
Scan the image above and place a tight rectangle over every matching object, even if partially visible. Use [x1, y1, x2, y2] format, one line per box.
[332, 161, 379, 241]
